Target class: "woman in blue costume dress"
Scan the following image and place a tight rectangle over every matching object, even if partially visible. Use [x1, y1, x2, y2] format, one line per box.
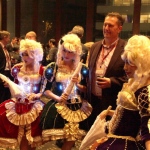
[40, 33, 92, 150]
[0, 39, 45, 150]
[80, 35, 150, 150]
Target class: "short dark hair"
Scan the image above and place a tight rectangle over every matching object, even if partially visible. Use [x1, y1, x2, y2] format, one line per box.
[0, 30, 10, 40]
[71, 25, 84, 38]
[106, 12, 125, 26]
[49, 39, 56, 45]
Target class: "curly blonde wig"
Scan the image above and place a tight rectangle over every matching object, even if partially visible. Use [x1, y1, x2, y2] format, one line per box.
[20, 39, 43, 62]
[122, 35, 150, 92]
[19, 39, 43, 72]
[56, 33, 82, 68]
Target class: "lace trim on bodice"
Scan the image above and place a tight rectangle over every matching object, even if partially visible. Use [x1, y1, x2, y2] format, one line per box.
[116, 83, 138, 110]
[109, 83, 138, 134]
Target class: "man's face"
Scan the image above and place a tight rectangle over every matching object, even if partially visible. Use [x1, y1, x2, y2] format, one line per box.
[4, 35, 10, 45]
[12, 38, 18, 44]
[49, 41, 52, 47]
[25, 34, 36, 41]
[103, 16, 122, 40]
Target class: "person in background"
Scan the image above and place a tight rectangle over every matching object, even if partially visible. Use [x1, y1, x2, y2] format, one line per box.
[0, 30, 12, 103]
[9, 45, 22, 67]
[41, 43, 49, 66]
[46, 38, 58, 64]
[0, 39, 45, 150]
[40, 33, 92, 150]
[84, 42, 94, 66]
[87, 12, 127, 128]
[18, 35, 25, 44]
[70, 25, 88, 64]
[81, 35, 150, 150]
[25, 31, 37, 41]
[6, 36, 19, 52]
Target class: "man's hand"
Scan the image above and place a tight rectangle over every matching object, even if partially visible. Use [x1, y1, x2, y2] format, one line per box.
[96, 77, 111, 88]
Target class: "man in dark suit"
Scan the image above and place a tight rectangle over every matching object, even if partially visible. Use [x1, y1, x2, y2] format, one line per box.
[46, 38, 58, 64]
[0, 30, 12, 103]
[6, 37, 18, 52]
[87, 12, 127, 127]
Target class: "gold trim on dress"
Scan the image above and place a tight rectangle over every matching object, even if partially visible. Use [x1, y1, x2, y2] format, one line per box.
[55, 101, 92, 122]
[0, 137, 18, 149]
[107, 133, 136, 141]
[5, 100, 43, 126]
[42, 127, 86, 142]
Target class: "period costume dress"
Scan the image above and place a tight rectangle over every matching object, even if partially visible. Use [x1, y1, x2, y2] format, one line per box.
[0, 63, 45, 149]
[82, 83, 146, 150]
[40, 62, 92, 142]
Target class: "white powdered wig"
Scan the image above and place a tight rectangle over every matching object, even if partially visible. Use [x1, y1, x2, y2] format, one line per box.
[19, 39, 43, 72]
[122, 35, 150, 92]
[20, 39, 43, 62]
[56, 33, 82, 69]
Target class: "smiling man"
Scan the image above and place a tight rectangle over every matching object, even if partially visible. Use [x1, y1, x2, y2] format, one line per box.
[87, 12, 127, 128]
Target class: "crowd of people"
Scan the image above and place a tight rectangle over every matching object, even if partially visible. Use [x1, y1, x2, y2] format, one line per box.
[0, 12, 150, 150]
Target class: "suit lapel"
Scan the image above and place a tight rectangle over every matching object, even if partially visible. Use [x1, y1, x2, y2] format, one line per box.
[90, 42, 102, 70]
[0, 45, 5, 58]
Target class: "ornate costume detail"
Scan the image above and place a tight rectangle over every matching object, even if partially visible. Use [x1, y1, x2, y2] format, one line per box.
[11, 63, 22, 78]
[137, 86, 150, 117]
[107, 133, 136, 141]
[22, 75, 30, 84]
[108, 84, 138, 135]
[117, 83, 138, 110]
[5, 100, 44, 126]
[0, 63, 45, 149]
[41, 62, 90, 143]
[44, 62, 56, 81]
[0, 137, 18, 149]
[42, 128, 86, 142]
[90, 137, 108, 150]
[55, 101, 92, 122]
[81, 64, 89, 78]
[64, 122, 86, 141]
[108, 105, 124, 134]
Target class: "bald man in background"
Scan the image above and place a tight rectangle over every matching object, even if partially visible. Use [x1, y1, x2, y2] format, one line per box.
[25, 31, 37, 41]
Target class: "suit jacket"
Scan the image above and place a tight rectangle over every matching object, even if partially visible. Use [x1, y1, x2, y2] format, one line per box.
[48, 47, 58, 63]
[88, 39, 127, 110]
[6, 43, 13, 52]
[0, 44, 12, 103]
[0, 44, 7, 74]
[81, 43, 88, 64]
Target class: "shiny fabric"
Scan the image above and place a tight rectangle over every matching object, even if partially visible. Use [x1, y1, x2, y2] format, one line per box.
[90, 83, 145, 150]
[135, 85, 150, 142]
[0, 64, 45, 149]
[40, 62, 91, 142]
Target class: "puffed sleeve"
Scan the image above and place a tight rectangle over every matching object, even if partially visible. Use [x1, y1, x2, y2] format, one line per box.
[44, 62, 56, 90]
[80, 64, 89, 85]
[11, 63, 22, 84]
[137, 86, 150, 142]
